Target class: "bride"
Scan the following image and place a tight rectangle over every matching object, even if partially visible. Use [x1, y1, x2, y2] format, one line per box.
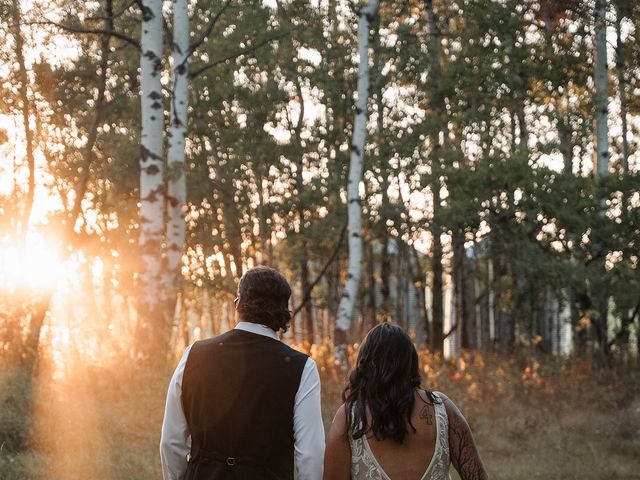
[323, 323, 488, 480]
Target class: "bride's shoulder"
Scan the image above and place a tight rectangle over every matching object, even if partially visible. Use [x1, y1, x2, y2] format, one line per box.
[334, 403, 347, 417]
[327, 403, 350, 439]
[333, 403, 349, 426]
[427, 391, 461, 417]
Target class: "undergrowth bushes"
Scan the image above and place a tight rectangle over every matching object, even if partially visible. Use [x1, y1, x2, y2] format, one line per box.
[0, 344, 638, 479]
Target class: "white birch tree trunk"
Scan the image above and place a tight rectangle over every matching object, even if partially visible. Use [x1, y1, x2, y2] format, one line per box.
[334, 0, 380, 357]
[138, 0, 166, 351]
[594, 0, 609, 179]
[165, 0, 189, 298]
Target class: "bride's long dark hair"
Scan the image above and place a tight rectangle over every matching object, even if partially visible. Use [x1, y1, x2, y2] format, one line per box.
[343, 323, 439, 444]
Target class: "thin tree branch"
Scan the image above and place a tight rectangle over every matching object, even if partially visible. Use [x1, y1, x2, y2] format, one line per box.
[189, 28, 295, 79]
[188, 0, 233, 57]
[82, 0, 137, 21]
[22, 19, 140, 49]
[291, 223, 348, 318]
[443, 322, 458, 340]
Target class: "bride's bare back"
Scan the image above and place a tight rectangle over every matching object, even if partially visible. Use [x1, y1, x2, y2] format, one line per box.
[323, 389, 488, 480]
[364, 389, 440, 478]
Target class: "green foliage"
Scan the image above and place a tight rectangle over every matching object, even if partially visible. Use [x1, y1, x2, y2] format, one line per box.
[0, 0, 638, 357]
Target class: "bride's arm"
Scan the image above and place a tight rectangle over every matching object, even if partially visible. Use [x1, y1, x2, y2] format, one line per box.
[323, 404, 351, 480]
[440, 393, 488, 480]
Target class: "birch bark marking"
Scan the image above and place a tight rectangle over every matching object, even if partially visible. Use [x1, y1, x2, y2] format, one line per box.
[138, 0, 166, 350]
[334, 0, 380, 359]
[594, 0, 609, 180]
[166, 0, 189, 295]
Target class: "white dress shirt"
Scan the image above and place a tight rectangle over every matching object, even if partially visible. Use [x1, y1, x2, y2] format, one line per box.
[160, 322, 325, 480]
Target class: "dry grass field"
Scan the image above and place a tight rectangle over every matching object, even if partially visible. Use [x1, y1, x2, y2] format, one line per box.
[1, 344, 639, 480]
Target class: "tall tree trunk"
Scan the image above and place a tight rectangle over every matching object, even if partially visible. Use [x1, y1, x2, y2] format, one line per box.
[366, 240, 377, 330]
[614, 2, 630, 345]
[505, 35, 528, 152]
[291, 73, 314, 344]
[10, 0, 36, 242]
[300, 249, 313, 342]
[211, 152, 244, 277]
[614, 4, 629, 174]
[138, 0, 167, 355]
[380, 234, 391, 315]
[453, 236, 470, 349]
[512, 65, 528, 151]
[424, 0, 445, 352]
[372, 10, 390, 320]
[397, 247, 407, 330]
[257, 174, 271, 265]
[466, 247, 480, 350]
[430, 217, 444, 351]
[637, 317, 640, 367]
[165, 0, 190, 308]
[410, 246, 430, 341]
[558, 109, 574, 174]
[334, 0, 380, 365]
[594, 0, 609, 180]
[594, 0, 610, 360]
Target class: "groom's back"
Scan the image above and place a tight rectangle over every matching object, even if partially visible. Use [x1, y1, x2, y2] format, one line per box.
[181, 328, 308, 480]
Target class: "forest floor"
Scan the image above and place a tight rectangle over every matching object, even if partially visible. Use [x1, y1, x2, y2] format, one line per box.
[1, 344, 639, 480]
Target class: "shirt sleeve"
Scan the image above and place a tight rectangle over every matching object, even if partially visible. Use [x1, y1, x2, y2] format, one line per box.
[293, 357, 325, 480]
[160, 345, 192, 480]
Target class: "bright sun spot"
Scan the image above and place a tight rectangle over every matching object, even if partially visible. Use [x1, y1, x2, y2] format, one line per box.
[0, 233, 67, 292]
[0, 231, 108, 379]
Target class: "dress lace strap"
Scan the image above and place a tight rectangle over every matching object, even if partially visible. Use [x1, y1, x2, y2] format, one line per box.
[421, 392, 451, 480]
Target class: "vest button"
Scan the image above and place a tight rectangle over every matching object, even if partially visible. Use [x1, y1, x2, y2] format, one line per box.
[226, 457, 236, 466]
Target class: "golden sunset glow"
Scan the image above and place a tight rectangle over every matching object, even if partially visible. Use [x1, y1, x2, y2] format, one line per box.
[0, 233, 67, 292]
[1, 1, 639, 479]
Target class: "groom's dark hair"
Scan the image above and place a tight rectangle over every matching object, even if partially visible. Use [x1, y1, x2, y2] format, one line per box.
[235, 266, 292, 333]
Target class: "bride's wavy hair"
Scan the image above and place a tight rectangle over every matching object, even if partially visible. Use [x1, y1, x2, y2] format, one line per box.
[343, 323, 438, 444]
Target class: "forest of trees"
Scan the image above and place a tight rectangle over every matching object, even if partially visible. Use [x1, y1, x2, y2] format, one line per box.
[1, 0, 639, 372]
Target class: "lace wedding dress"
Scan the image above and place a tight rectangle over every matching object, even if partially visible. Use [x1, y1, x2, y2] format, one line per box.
[349, 392, 451, 480]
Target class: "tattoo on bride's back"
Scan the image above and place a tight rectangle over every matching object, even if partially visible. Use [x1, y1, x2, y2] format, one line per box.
[419, 405, 433, 425]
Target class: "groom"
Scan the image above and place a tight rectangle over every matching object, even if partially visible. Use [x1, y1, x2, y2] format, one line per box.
[160, 266, 325, 480]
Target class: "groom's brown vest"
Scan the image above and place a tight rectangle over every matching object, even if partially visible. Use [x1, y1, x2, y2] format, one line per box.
[181, 328, 308, 480]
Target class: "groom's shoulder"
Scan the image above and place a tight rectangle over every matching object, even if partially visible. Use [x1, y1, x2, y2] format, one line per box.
[273, 339, 309, 361]
[188, 330, 308, 360]
[190, 329, 239, 351]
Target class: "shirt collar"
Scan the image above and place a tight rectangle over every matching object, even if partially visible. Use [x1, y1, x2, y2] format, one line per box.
[235, 321, 280, 341]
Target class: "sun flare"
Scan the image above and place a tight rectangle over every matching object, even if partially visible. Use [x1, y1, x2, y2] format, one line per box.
[0, 233, 68, 292]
